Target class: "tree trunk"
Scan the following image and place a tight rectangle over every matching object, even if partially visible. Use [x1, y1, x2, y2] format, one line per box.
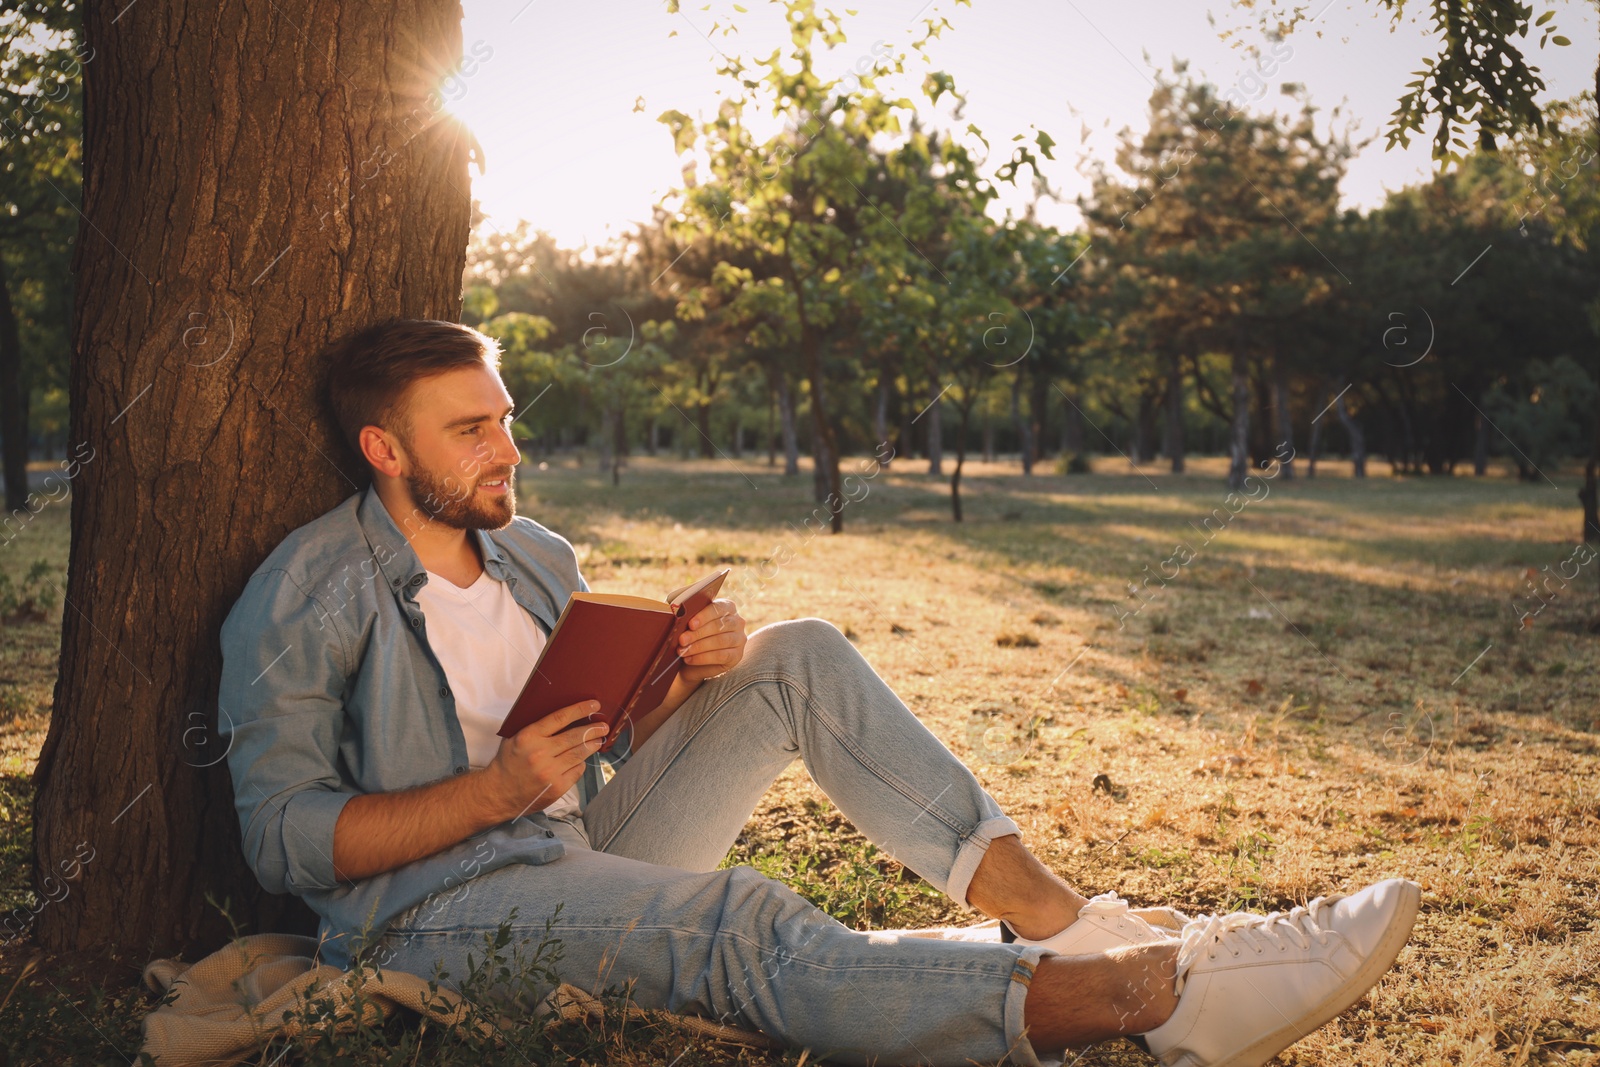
[1135, 387, 1159, 465]
[1062, 390, 1084, 456]
[598, 407, 615, 472]
[925, 380, 943, 476]
[695, 401, 714, 459]
[1011, 372, 1033, 475]
[874, 375, 890, 453]
[1335, 387, 1367, 477]
[981, 405, 994, 464]
[951, 403, 971, 522]
[1474, 412, 1489, 476]
[0, 254, 28, 514]
[646, 416, 659, 457]
[731, 415, 743, 459]
[777, 373, 799, 476]
[1228, 353, 1250, 491]
[1307, 390, 1323, 478]
[1165, 356, 1185, 474]
[34, 0, 473, 959]
[898, 373, 915, 467]
[1029, 370, 1049, 462]
[612, 404, 627, 486]
[1273, 355, 1295, 479]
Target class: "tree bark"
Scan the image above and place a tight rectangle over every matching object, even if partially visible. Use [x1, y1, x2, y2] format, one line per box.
[598, 407, 615, 473]
[1473, 412, 1489, 476]
[925, 380, 943, 476]
[1011, 371, 1033, 475]
[1135, 386, 1159, 465]
[612, 404, 627, 486]
[1335, 386, 1367, 478]
[0, 254, 28, 513]
[1062, 389, 1084, 456]
[1272, 355, 1295, 479]
[1228, 353, 1250, 491]
[695, 399, 714, 459]
[777, 373, 799, 476]
[1165, 355, 1185, 474]
[34, 0, 473, 958]
[874, 374, 890, 454]
[951, 401, 972, 522]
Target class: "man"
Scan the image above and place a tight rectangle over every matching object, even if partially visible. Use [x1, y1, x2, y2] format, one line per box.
[221, 318, 1420, 1067]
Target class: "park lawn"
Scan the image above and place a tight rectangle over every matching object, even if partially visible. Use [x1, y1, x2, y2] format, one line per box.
[0, 453, 1597, 1065]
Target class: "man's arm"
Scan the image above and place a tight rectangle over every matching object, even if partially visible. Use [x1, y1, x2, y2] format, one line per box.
[330, 700, 606, 882]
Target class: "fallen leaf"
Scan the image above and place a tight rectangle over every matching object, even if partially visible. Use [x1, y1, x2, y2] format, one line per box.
[1245, 679, 1264, 696]
[1173, 688, 1189, 702]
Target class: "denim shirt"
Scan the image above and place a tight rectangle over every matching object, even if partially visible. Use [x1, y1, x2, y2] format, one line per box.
[218, 486, 633, 969]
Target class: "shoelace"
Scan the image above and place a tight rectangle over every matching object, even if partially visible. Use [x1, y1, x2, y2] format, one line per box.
[1170, 895, 1344, 996]
[1079, 891, 1132, 918]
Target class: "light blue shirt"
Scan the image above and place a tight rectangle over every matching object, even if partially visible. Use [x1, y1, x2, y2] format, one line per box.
[218, 485, 633, 969]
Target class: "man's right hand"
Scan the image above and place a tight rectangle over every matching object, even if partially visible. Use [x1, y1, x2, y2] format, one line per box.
[481, 700, 608, 821]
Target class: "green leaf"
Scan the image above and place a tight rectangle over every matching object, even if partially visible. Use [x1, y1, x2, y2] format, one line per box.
[1551, 34, 1570, 45]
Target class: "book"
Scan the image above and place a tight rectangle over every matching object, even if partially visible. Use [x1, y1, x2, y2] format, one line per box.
[496, 568, 730, 750]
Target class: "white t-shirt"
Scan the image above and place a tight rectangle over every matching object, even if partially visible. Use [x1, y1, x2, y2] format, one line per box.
[413, 567, 582, 820]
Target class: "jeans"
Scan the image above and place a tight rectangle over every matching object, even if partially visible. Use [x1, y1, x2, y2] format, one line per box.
[368, 618, 1060, 1066]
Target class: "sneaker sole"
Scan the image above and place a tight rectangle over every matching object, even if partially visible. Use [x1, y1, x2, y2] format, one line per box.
[1215, 880, 1422, 1067]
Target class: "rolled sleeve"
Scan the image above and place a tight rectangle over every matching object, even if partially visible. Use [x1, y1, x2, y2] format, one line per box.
[220, 568, 359, 895]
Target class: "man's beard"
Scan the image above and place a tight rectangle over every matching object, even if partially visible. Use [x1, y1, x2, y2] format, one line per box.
[404, 459, 517, 531]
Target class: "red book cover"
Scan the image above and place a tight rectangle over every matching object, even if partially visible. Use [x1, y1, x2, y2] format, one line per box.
[498, 569, 728, 749]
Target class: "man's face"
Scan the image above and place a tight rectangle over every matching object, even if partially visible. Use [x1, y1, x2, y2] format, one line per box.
[390, 362, 521, 532]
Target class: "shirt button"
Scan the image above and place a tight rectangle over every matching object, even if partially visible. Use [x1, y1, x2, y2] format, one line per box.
[409, 617, 421, 627]
[454, 765, 466, 775]
[409, 575, 424, 587]
[439, 686, 450, 698]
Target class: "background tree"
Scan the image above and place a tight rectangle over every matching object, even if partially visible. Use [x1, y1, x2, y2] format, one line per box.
[0, 2, 83, 513]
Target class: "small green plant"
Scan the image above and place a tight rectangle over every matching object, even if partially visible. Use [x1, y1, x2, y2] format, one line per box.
[1055, 452, 1092, 475]
[728, 839, 940, 930]
[0, 561, 58, 624]
[1213, 828, 1276, 912]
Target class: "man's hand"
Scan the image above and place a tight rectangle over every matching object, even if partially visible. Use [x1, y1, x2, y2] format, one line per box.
[481, 700, 608, 821]
[330, 700, 605, 883]
[677, 597, 747, 685]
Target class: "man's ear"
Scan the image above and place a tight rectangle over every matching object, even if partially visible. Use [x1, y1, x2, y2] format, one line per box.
[359, 425, 406, 479]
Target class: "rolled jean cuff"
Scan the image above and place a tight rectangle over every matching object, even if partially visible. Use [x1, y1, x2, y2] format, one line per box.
[947, 813, 1023, 909]
[1004, 945, 1065, 1067]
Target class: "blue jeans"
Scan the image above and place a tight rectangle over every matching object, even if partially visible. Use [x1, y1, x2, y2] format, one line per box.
[369, 618, 1058, 1066]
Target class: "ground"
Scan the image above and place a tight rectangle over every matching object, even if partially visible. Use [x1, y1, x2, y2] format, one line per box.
[1, 452, 1597, 1065]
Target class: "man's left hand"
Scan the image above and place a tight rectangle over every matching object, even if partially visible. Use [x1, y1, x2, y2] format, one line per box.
[678, 598, 747, 684]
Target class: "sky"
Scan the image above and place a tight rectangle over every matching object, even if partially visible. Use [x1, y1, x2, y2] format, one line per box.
[451, 0, 1599, 250]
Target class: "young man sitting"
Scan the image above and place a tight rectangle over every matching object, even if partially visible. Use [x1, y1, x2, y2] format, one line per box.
[220, 318, 1421, 1067]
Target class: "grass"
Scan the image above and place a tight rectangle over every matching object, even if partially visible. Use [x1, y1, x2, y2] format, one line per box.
[2, 451, 1599, 1064]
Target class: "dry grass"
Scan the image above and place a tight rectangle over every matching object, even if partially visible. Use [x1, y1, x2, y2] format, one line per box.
[1, 453, 1597, 1065]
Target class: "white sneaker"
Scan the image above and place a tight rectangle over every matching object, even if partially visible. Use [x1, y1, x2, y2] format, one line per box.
[1006, 891, 1185, 954]
[1140, 878, 1421, 1066]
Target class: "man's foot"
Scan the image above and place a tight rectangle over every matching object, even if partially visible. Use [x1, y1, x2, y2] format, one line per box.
[1002, 891, 1184, 954]
[1138, 877, 1422, 1066]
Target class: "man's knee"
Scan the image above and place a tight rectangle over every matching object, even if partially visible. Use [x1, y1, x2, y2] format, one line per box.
[744, 617, 848, 673]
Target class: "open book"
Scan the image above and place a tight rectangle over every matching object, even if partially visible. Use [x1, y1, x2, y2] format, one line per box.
[497, 569, 730, 750]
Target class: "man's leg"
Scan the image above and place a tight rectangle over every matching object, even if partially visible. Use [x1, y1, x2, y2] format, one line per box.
[370, 815, 1153, 1066]
[584, 616, 1089, 939]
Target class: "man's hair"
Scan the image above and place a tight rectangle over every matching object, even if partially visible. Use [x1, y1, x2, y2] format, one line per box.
[325, 319, 502, 459]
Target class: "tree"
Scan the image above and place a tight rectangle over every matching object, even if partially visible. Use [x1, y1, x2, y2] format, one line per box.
[1081, 72, 1351, 489]
[34, 1, 475, 957]
[0, 2, 84, 513]
[659, 0, 1050, 530]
